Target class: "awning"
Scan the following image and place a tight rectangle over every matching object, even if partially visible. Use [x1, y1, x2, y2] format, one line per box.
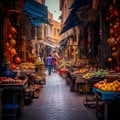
[59, 12, 79, 35]
[59, 37, 68, 46]
[60, 0, 91, 35]
[23, 0, 49, 27]
[59, 34, 73, 46]
[40, 40, 58, 48]
[70, 0, 91, 10]
[75, 4, 94, 22]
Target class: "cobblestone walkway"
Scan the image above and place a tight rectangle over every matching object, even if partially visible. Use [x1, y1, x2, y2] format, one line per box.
[19, 72, 98, 120]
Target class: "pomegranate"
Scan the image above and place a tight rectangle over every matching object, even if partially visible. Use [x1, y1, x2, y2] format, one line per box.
[15, 57, 21, 64]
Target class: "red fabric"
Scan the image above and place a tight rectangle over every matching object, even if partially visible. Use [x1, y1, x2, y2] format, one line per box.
[53, 57, 57, 64]
[61, 68, 66, 74]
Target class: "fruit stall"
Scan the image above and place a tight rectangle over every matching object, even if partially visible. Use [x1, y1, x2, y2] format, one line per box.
[0, 60, 46, 119]
[93, 74, 120, 120]
[18, 61, 46, 99]
[105, 3, 120, 71]
[0, 76, 28, 119]
[57, 55, 120, 119]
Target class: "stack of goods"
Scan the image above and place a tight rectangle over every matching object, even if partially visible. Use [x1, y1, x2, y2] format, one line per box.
[33, 73, 46, 85]
[106, 5, 120, 71]
[34, 84, 41, 98]
[82, 72, 94, 79]
[0, 77, 25, 85]
[34, 60, 46, 85]
[27, 72, 46, 98]
[34, 61, 44, 73]
[4, 21, 21, 70]
[94, 79, 120, 92]
[92, 69, 109, 78]
[19, 62, 35, 74]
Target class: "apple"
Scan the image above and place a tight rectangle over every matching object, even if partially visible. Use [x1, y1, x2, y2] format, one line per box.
[8, 34, 12, 39]
[15, 57, 21, 64]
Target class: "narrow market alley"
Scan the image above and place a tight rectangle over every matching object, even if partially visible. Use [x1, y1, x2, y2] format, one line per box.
[18, 72, 98, 120]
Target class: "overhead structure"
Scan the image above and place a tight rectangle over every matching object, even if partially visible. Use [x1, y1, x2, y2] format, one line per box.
[59, 34, 73, 46]
[23, 0, 49, 27]
[60, 0, 91, 35]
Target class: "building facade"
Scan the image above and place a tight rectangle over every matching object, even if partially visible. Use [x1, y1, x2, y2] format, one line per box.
[59, 0, 79, 60]
[59, 0, 120, 69]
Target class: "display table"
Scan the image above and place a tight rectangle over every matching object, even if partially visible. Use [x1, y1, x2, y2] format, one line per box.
[74, 73, 85, 93]
[93, 88, 120, 120]
[0, 79, 28, 119]
[83, 76, 105, 107]
[65, 70, 76, 92]
[93, 88, 119, 100]
[0, 79, 28, 88]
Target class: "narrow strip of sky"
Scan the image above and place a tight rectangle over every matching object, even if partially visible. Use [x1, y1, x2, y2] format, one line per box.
[45, 0, 61, 22]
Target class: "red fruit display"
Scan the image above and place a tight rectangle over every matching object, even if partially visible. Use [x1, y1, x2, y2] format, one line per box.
[15, 57, 21, 64]
[10, 27, 17, 33]
[8, 34, 12, 39]
[115, 66, 120, 72]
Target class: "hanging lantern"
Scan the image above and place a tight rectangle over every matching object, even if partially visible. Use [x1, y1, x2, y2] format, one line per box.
[5, 42, 9, 48]
[112, 46, 116, 51]
[14, 57, 21, 64]
[8, 33, 12, 39]
[10, 48, 16, 56]
[10, 27, 17, 33]
[107, 57, 113, 62]
[113, 9, 119, 17]
[7, 47, 12, 53]
[109, 29, 114, 35]
[8, 20, 11, 28]
[10, 39, 16, 46]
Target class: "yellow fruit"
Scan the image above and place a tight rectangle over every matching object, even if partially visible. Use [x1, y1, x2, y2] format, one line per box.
[5, 42, 9, 48]
[10, 39, 16, 46]
[10, 48, 16, 56]
[10, 27, 17, 33]
[108, 57, 112, 62]
[112, 47, 116, 51]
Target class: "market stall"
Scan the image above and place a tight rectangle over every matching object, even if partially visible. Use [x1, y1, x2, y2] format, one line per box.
[19, 61, 46, 98]
[93, 74, 120, 120]
[0, 59, 46, 119]
[0, 77, 28, 119]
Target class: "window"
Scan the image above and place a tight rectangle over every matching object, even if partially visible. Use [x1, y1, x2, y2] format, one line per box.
[57, 29, 60, 34]
[54, 28, 56, 35]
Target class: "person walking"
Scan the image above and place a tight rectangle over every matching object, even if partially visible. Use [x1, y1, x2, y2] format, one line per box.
[52, 51, 59, 72]
[46, 54, 53, 75]
[52, 56, 57, 72]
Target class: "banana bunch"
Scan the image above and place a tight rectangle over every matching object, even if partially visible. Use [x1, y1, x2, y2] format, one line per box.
[20, 62, 35, 69]
[82, 72, 93, 79]
[34, 61, 44, 65]
[35, 75, 42, 80]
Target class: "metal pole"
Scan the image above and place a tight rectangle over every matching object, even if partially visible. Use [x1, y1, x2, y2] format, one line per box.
[99, 0, 103, 68]
[35, 27, 38, 57]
